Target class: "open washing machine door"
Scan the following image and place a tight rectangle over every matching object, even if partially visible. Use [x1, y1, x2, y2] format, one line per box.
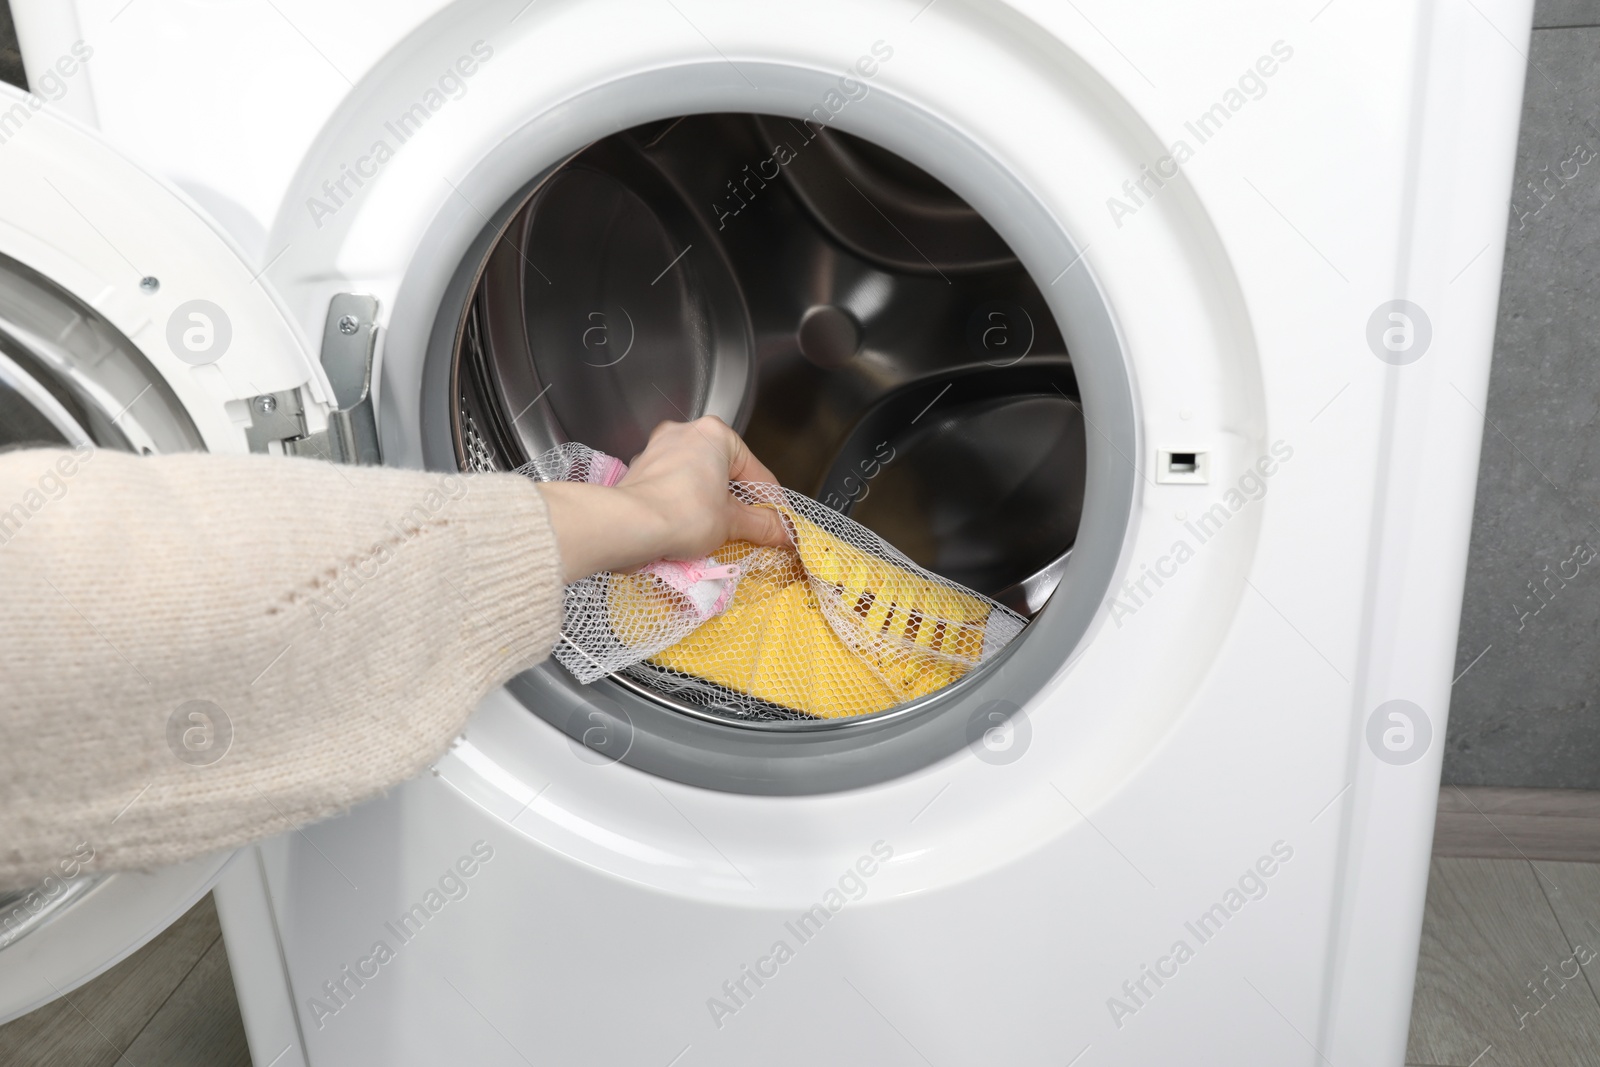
[0, 82, 365, 1023]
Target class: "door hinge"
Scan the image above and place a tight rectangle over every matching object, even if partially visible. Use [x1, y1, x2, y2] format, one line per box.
[245, 294, 382, 464]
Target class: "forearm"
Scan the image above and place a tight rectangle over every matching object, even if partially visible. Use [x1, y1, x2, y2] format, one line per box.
[0, 447, 563, 890]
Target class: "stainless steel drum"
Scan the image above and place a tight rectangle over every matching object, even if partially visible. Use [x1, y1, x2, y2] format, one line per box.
[450, 114, 1088, 731]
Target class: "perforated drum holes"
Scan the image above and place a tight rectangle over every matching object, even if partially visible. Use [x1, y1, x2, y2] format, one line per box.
[166, 699, 232, 767]
[1365, 699, 1432, 765]
[966, 699, 1030, 765]
[566, 697, 635, 766]
[1366, 299, 1432, 366]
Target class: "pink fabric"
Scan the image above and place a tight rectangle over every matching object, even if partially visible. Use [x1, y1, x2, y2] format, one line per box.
[586, 454, 628, 487]
[642, 558, 740, 619]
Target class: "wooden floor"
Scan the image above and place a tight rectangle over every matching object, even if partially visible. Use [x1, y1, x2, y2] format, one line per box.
[0, 893, 249, 1067]
[1434, 786, 1600, 863]
[2, 787, 1599, 1065]
[1407, 857, 1600, 1066]
[1408, 785, 1600, 1066]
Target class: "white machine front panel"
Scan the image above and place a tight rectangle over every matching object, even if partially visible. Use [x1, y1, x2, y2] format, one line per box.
[262, 691, 1343, 1065]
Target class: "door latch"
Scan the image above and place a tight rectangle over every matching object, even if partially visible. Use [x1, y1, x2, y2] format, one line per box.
[245, 294, 382, 464]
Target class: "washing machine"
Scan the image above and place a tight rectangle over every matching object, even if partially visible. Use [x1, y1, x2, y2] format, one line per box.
[1, 0, 1532, 1063]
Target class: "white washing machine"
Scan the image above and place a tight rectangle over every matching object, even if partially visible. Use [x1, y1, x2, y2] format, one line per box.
[1, 1, 1533, 1064]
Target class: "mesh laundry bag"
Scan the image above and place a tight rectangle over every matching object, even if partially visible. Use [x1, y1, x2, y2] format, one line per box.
[516, 443, 1027, 721]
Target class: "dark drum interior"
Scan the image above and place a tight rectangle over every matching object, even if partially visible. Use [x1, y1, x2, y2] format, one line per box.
[451, 114, 1088, 707]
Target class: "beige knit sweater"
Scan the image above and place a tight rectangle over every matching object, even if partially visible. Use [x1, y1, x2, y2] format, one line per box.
[0, 447, 564, 891]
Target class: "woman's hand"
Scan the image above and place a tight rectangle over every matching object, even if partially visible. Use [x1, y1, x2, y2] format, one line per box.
[536, 417, 791, 583]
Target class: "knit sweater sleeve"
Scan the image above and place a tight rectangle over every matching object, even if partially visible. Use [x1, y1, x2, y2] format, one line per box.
[0, 447, 565, 890]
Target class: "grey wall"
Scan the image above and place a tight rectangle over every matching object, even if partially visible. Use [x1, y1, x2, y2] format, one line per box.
[0, 2, 1593, 785]
[1445, 3, 1600, 788]
[0, 1, 21, 91]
